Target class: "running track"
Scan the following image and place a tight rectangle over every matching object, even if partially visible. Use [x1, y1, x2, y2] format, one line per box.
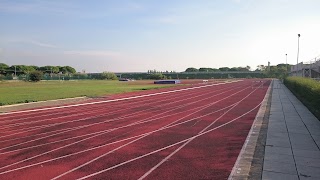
[0, 79, 271, 180]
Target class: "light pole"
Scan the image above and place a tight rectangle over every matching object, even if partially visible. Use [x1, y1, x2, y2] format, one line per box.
[296, 34, 300, 76]
[14, 66, 17, 77]
[286, 54, 288, 75]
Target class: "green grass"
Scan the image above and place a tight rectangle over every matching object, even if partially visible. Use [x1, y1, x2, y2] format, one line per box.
[0, 80, 175, 106]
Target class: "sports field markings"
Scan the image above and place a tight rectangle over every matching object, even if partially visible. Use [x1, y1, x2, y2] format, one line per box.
[0, 83, 249, 160]
[0, 82, 219, 124]
[228, 80, 272, 180]
[0, 83, 252, 173]
[0, 82, 240, 130]
[0, 80, 240, 116]
[0, 83, 243, 145]
[51, 82, 263, 179]
[0, 85, 245, 156]
[0, 101, 242, 175]
[138, 81, 266, 179]
[76, 101, 263, 180]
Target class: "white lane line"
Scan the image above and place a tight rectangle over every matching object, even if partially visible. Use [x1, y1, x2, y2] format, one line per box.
[0, 84, 249, 175]
[50, 85, 253, 179]
[0, 89, 242, 155]
[76, 103, 262, 180]
[0, 81, 239, 116]
[0, 82, 234, 132]
[0, 82, 210, 124]
[138, 81, 265, 180]
[0, 102, 238, 175]
[0, 84, 248, 172]
[0, 93, 239, 175]
[0, 83, 242, 147]
[228, 80, 271, 180]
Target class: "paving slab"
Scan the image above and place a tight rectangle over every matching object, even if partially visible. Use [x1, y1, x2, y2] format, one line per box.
[261, 80, 320, 179]
[263, 160, 297, 175]
[295, 156, 320, 168]
[265, 146, 292, 156]
[292, 149, 320, 159]
[296, 165, 320, 178]
[262, 171, 299, 180]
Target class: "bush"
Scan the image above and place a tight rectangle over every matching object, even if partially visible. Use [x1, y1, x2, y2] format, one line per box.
[29, 71, 43, 82]
[100, 72, 118, 80]
[284, 77, 320, 119]
[148, 73, 167, 80]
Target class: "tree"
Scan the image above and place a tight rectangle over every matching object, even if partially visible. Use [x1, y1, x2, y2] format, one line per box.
[29, 71, 43, 82]
[65, 66, 76, 74]
[40, 66, 59, 73]
[0, 63, 9, 74]
[100, 72, 118, 80]
[230, 67, 238, 71]
[59, 66, 68, 74]
[148, 73, 166, 80]
[219, 67, 230, 71]
[185, 67, 198, 72]
[256, 65, 266, 71]
[198, 67, 219, 72]
[9, 65, 36, 75]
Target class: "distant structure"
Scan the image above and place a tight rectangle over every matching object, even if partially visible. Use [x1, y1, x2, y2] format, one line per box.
[290, 58, 320, 78]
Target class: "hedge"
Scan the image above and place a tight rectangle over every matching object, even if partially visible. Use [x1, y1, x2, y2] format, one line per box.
[284, 77, 320, 120]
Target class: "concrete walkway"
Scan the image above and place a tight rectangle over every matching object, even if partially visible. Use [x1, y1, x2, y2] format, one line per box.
[262, 80, 320, 179]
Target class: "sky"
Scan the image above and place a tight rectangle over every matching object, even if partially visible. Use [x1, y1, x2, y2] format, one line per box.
[0, 0, 320, 73]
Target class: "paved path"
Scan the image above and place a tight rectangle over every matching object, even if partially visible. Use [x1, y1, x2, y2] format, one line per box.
[263, 80, 320, 180]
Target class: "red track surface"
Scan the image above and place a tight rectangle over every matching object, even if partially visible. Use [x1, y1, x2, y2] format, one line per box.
[0, 79, 271, 180]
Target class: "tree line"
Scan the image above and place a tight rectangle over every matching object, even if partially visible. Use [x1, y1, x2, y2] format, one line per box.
[0, 63, 76, 76]
[185, 63, 292, 79]
[185, 66, 251, 72]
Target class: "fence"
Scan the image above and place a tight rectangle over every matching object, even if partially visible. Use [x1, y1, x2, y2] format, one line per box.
[289, 55, 320, 78]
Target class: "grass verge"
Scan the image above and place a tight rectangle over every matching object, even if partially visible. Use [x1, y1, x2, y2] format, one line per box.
[0, 80, 176, 106]
[284, 77, 320, 120]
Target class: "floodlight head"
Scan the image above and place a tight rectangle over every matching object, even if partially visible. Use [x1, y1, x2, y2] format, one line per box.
[298, 34, 300, 37]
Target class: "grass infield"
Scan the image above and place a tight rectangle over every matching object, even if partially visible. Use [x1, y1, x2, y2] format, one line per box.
[0, 80, 175, 106]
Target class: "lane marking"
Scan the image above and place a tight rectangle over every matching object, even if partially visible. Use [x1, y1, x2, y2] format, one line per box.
[138, 81, 266, 179]
[0, 83, 250, 175]
[77, 102, 262, 180]
[228, 80, 272, 180]
[0, 82, 215, 124]
[0, 84, 215, 129]
[0, 83, 241, 142]
[0, 81, 240, 116]
[51, 84, 260, 179]
[0, 85, 248, 172]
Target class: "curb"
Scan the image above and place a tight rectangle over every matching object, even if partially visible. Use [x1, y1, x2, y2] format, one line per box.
[0, 96, 87, 109]
[228, 80, 273, 179]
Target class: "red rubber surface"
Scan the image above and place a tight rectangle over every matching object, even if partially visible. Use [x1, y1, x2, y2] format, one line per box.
[0, 79, 270, 180]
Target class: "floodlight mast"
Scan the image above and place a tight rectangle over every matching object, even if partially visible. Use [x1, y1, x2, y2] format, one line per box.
[296, 34, 300, 76]
[286, 54, 288, 75]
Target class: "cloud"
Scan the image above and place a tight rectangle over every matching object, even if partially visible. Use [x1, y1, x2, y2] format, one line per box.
[28, 40, 57, 48]
[7, 39, 57, 48]
[63, 50, 121, 58]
